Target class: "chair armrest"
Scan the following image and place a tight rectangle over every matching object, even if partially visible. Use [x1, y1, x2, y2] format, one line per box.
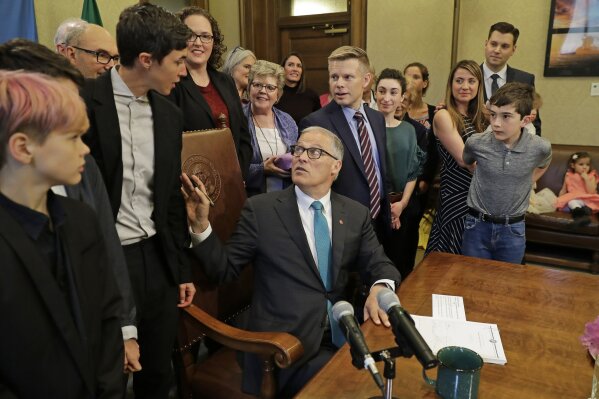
[183, 304, 304, 368]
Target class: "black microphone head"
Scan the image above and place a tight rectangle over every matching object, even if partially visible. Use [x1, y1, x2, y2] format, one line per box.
[376, 288, 401, 312]
[332, 300, 354, 322]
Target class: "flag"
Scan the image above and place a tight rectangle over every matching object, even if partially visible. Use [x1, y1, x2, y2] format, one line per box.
[81, 0, 103, 26]
[0, 0, 38, 43]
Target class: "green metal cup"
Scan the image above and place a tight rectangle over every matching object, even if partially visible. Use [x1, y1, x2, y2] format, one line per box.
[423, 346, 483, 399]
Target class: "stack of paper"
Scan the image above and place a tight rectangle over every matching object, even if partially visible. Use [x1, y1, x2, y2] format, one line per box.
[412, 294, 507, 365]
[412, 315, 507, 365]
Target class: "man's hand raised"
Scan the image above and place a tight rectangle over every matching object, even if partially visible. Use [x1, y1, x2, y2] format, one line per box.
[180, 173, 211, 234]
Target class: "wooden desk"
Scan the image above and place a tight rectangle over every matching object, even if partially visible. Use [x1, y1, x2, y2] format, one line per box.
[297, 252, 599, 398]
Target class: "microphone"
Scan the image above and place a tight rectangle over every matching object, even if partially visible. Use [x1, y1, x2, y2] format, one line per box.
[376, 288, 438, 369]
[332, 301, 384, 392]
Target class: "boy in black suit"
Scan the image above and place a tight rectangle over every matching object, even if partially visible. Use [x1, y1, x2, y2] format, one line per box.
[81, 4, 195, 398]
[0, 70, 123, 398]
[0, 37, 141, 375]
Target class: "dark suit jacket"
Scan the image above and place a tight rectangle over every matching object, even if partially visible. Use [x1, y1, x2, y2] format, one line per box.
[299, 102, 392, 229]
[169, 67, 252, 179]
[0, 197, 123, 399]
[481, 63, 542, 135]
[191, 186, 401, 394]
[65, 154, 136, 327]
[82, 72, 190, 284]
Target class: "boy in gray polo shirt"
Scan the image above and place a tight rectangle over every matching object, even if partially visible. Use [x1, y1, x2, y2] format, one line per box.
[462, 82, 551, 263]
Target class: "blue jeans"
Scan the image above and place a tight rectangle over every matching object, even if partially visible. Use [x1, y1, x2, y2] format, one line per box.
[461, 214, 526, 264]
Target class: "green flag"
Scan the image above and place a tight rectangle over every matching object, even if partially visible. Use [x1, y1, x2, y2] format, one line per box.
[81, 0, 103, 26]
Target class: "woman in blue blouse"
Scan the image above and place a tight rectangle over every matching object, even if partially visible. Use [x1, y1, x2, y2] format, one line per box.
[244, 60, 298, 197]
[376, 68, 425, 278]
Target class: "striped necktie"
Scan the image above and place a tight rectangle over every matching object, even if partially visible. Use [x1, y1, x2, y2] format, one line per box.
[354, 111, 381, 219]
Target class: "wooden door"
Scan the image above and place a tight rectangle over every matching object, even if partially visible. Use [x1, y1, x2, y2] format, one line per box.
[280, 14, 350, 95]
[241, 0, 366, 95]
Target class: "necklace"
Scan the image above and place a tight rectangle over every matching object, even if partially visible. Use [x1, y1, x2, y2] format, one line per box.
[252, 109, 279, 158]
[190, 68, 210, 87]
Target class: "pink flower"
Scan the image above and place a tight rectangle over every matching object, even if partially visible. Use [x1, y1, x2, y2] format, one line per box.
[581, 316, 599, 358]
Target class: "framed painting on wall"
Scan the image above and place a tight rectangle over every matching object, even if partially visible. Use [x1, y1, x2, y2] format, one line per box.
[544, 0, 599, 76]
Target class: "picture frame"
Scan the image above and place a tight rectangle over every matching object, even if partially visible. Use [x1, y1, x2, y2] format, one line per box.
[544, 0, 599, 77]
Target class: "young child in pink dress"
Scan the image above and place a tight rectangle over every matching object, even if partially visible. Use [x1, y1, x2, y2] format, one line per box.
[556, 151, 599, 225]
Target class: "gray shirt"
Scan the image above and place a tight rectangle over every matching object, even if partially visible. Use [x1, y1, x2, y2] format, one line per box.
[110, 67, 157, 245]
[463, 130, 551, 216]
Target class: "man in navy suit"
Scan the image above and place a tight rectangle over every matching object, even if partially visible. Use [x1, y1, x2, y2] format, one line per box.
[482, 21, 541, 135]
[183, 126, 401, 397]
[299, 46, 392, 238]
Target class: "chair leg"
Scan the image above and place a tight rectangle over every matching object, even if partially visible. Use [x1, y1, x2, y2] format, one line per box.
[259, 358, 276, 399]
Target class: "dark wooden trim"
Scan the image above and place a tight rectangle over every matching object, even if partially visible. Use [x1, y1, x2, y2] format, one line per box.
[350, 0, 367, 49]
[451, 0, 459, 67]
[239, 0, 247, 44]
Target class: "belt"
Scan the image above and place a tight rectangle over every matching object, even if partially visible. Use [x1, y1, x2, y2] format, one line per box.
[468, 208, 525, 224]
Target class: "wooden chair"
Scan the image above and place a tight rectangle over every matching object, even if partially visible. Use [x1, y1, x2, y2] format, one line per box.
[175, 128, 304, 399]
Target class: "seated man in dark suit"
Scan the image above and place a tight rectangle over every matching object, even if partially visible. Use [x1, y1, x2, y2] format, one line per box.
[0, 37, 141, 375]
[482, 21, 541, 135]
[182, 126, 401, 397]
[0, 70, 123, 398]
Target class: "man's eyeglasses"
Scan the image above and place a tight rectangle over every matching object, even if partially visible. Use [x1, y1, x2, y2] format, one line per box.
[71, 46, 119, 64]
[290, 145, 338, 160]
[250, 82, 278, 93]
[188, 33, 214, 44]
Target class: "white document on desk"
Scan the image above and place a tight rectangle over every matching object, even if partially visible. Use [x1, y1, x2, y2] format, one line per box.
[432, 294, 467, 321]
[412, 315, 507, 365]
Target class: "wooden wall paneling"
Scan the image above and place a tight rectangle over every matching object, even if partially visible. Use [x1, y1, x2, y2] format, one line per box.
[350, 0, 366, 49]
[240, 0, 280, 62]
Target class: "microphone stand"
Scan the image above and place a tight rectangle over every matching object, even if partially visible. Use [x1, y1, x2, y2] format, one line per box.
[367, 346, 412, 399]
[379, 350, 395, 399]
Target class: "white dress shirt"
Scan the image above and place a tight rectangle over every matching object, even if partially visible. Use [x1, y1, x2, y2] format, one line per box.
[482, 62, 507, 100]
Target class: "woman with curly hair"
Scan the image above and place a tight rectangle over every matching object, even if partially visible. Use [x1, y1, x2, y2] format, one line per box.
[170, 6, 252, 178]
